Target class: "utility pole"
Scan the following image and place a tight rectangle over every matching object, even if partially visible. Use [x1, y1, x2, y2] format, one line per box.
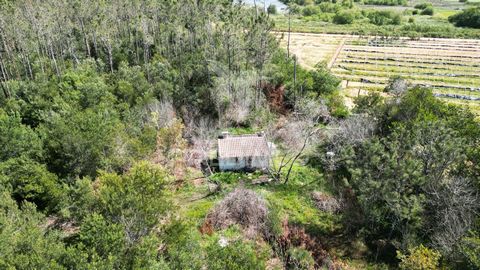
[287, 8, 291, 59]
[293, 54, 297, 104]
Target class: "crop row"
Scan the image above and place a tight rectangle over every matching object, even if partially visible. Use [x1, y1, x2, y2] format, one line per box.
[359, 43, 480, 52]
[336, 58, 480, 73]
[334, 60, 480, 77]
[337, 52, 480, 66]
[333, 68, 480, 86]
[338, 51, 480, 64]
[339, 55, 480, 68]
[343, 46, 480, 58]
[351, 40, 480, 51]
[336, 74, 479, 91]
[335, 63, 479, 77]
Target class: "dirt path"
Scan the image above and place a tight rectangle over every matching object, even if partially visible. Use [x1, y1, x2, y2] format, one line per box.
[328, 38, 345, 69]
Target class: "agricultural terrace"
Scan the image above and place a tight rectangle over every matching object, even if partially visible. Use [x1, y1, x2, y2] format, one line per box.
[278, 32, 480, 113]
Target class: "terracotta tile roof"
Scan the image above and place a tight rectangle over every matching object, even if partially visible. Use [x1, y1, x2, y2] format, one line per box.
[218, 134, 270, 158]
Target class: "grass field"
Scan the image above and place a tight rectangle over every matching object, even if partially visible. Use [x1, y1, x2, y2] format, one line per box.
[277, 32, 480, 113]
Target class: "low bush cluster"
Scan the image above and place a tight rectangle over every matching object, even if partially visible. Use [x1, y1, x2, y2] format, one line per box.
[363, 0, 407, 6]
[364, 10, 403, 25]
[449, 7, 480, 28]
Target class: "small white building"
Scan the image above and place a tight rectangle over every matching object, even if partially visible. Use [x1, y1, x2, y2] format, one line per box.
[217, 132, 271, 172]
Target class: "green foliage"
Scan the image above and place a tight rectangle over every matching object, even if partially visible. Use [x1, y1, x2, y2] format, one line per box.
[413, 3, 434, 15]
[310, 63, 342, 96]
[326, 91, 349, 118]
[76, 213, 126, 268]
[303, 5, 321, 16]
[114, 62, 154, 106]
[205, 234, 268, 270]
[364, 10, 403, 25]
[62, 161, 173, 268]
[353, 92, 384, 115]
[349, 127, 427, 241]
[263, 182, 341, 235]
[0, 191, 67, 269]
[268, 4, 277, 14]
[414, 3, 432, 10]
[0, 109, 43, 161]
[333, 10, 356, 24]
[275, 0, 480, 38]
[449, 7, 480, 28]
[163, 221, 269, 269]
[65, 177, 97, 221]
[397, 245, 441, 270]
[39, 108, 124, 178]
[320, 88, 480, 263]
[96, 161, 172, 245]
[461, 232, 480, 269]
[288, 247, 316, 269]
[266, 51, 344, 113]
[363, 0, 407, 5]
[162, 221, 205, 269]
[0, 157, 64, 213]
[210, 171, 262, 184]
[59, 61, 116, 109]
[420, 7, 434, 16]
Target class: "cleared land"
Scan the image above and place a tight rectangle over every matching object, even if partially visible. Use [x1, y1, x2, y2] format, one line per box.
[278, 32, 480, 112]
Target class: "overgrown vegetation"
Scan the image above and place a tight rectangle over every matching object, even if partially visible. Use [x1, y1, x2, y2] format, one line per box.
[317, 87, 480, 268]
[449, 7, 480, 28]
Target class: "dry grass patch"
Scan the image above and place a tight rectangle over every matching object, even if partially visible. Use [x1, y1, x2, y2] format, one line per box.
[204, 188, 269, 238]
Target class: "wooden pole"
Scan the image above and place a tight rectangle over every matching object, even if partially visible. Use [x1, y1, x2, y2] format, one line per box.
[293, 54, 297, 104]
[287, 9, 291, 59]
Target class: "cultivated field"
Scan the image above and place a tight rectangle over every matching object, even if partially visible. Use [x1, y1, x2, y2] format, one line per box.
[278, 32, 480, 112]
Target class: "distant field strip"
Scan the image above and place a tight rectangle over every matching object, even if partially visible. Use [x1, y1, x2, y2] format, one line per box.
[278, 32, 480, 112]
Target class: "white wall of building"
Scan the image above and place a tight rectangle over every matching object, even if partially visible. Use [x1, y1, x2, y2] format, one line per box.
[219, 156, 269, 171]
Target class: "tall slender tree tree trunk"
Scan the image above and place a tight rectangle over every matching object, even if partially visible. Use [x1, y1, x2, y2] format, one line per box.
[80, 19, 91, 57]
[48, 40, 60, 76]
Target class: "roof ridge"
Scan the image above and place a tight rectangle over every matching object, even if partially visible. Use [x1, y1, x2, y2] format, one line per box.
[229, 134, 262, 137]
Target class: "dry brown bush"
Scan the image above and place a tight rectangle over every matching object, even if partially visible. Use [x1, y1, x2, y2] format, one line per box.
[205, 188, 269, 238]
[311, 191, 343, 214]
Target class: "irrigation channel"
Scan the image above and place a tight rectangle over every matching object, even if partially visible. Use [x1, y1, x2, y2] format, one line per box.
[277, 32, 480, 112]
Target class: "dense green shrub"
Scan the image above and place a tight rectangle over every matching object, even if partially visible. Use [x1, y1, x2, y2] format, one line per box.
[461, 232, 480, 269]
[0, 109, 43, 162]
[333, 10, 356, 24]
[0, 157, 65, 213]
[302, 5, 320, 16]
[449, 7, 480, 28]
[365, 10, 403, 25]
[267, 4, 277, 14]
[421, 6, 434, 15]
[0, 192, 68, 269]
[414, 3, 432, 9]
[363, 0, 407, 6]
[317, 2, 342, 13]
[205, 235, 268, 269]
[321, 87, 480, 262]
[397, 245, 441, 270]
